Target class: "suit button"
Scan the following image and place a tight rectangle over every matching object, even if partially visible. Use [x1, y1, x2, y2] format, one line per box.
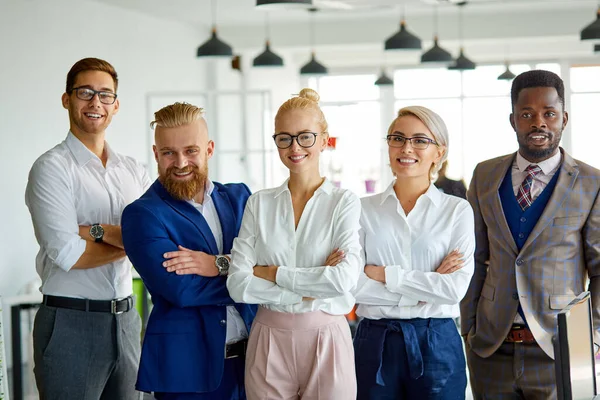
[516, 259, 524, 266]
[520, 217, 527, 223]
[518, 233, 524, 239]
[512, 292, 519, 300]
[220, 319, 226, 326]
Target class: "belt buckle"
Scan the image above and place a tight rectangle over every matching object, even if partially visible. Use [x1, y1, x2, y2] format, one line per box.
[224, 340, 246, 359]
[511, 328, 525, 343]
[111, 297, 126, 315]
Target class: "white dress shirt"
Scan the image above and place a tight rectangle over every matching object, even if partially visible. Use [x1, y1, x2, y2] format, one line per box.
[512, 151, 562, 200]
[187, 180, 248, 344]
[511, 150, 562, 324]
[354, 181, 475, 320]
[227, 178, 362, 315]
[25, 132, 151, 300]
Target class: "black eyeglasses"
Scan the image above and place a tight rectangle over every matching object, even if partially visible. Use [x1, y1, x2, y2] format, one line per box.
[70, 87, 118, 105]
[273, 132, 319, 149]
[386, 135, 438, 150]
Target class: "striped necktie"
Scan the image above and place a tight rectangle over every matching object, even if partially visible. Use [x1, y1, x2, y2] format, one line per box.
[516, 164, 542, 211]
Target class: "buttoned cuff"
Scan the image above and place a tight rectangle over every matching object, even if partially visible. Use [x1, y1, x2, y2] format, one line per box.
[384, 266, 405, 294]
[275, 265, 295, 291]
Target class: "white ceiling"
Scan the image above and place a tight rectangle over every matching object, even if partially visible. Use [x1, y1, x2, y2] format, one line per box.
[91, 0, 597, 28]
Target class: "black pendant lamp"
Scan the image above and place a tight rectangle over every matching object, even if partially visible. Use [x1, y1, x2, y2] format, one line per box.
[253, 14, 284, 67]
[581, 6, 600, 40]
[497, 63, 517, 80]
[384, 3, 421, 51]
[421, 6, 452, 63]
[197, 0, 233, 57]
[256, 0, 312, 8]
[448, 3, 476, 71]
[595, 44, 600, 53]
[448, 48, 476, 70]
[300, 8, 327, 75]
[374, 69, 394, 86]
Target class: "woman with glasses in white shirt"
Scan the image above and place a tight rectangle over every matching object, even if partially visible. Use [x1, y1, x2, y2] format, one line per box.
[227, 88, 361, 400]
[354, 106, 475, 399]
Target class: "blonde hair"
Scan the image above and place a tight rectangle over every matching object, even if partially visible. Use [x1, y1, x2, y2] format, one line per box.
[388, 105, 449, 179]
[274, 88, 329, 134]
[150, 102, 205, 129]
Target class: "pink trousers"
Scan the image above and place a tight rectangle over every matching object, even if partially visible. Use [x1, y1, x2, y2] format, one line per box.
[245, 306, 357, 400]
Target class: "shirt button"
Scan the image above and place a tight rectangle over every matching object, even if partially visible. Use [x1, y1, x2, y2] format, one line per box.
[516, 259, 524, 266]
[520, 217, 527, 223]
[220, 319, 226, 327]
[518, 233, 525, 239]
[512, 292, 519, 300]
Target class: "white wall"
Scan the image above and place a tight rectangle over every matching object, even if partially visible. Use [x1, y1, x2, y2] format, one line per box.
[0, 0, 212, 366]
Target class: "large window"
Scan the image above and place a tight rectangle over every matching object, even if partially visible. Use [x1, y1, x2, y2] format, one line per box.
[307, 75, 383, 196]
[570, 65, 600, 169]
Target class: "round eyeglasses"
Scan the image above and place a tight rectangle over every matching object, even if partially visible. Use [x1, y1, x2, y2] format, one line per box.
[273, 132, 319, 149]
[386, 135, 438, 150]
[70, 87, 118, 105]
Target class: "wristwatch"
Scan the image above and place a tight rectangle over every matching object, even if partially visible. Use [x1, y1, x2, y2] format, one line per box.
[215, 255, 230, 276]
[89, 223, 105, 243]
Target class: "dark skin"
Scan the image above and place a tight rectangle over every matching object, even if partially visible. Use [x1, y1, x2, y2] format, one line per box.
[510, 86, 568, 163]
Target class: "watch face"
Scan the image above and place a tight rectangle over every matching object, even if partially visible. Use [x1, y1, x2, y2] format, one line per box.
[216, 257, 229, 269]
[90, 224, 104, 239]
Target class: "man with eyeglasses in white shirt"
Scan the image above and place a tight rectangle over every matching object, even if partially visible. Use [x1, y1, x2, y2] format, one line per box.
[25, 57, 151, 400]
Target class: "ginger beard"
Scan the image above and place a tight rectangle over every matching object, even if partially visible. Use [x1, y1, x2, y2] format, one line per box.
[159, 162, 208, 201]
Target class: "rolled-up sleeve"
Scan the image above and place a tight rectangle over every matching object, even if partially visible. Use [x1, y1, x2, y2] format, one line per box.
[25, 158, 86, 271]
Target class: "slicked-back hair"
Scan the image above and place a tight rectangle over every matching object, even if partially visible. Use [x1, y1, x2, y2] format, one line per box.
[66, 58, 118, 93]
[151, 102, 205, 130]
[511, 70, 565, 110]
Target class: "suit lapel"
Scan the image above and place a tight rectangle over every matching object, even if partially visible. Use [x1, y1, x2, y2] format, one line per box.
[520, 149, 579, 252]
[483, 154, 519, 255]
[152, 180, 219, 254]
[212, 187, 235, 254]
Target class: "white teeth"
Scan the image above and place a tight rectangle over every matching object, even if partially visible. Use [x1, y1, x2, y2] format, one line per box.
[174, 171, 191, 176]
[398, 158, 417, 163]
[290, 155, 307, 161]
[85, 113, 102, 119]
[531, 135, 546, 139]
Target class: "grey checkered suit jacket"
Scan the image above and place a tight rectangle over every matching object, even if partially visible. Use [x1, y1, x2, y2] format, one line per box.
[460, 148, 600, 359]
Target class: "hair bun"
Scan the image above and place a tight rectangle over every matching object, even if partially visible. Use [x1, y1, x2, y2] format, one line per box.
[298, 88, 320, 103]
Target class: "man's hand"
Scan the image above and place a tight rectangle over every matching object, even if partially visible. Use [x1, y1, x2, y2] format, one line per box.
[253, 265, 278, 283]
[324, 248, 345, 266]
[163, 245, 218, 277]
[365, 265, 386, 283]
[435, 249, 464, 274]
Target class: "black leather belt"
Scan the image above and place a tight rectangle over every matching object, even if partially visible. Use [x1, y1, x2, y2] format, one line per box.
[225, 339, 248, 359]
[43, 295, 133, 314]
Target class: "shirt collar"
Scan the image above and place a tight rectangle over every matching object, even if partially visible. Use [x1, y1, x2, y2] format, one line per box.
[65, 131, 121, 168]
[516, 150, 562, 175]
[187, 179, 214, 206]
[273, 177, 333, 198]
[380, 180, 442, 208]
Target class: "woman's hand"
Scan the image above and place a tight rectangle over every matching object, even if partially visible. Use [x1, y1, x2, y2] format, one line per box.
[364, 265, 386, 283]
[324, 248, 345, 266]
[435, 249, 464, 274]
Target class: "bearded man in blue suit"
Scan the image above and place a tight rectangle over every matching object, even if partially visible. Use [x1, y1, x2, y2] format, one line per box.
[122, 102, 256, 400]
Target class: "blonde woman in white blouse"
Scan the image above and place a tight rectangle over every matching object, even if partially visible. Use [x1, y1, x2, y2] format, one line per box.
[353, 106, 475, 400]
[227, 88, 361, 400]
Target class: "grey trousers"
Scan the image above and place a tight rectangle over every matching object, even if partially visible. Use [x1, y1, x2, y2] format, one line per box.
[466, 341, 556, 400]
[33, 303, 142, 400]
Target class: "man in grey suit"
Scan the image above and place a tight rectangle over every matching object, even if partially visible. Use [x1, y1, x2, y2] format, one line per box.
[461, 69, 600, 399]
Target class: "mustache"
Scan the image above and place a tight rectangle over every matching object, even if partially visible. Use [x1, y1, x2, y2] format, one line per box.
[529, 128, 552, 136]
[167, 166, 197, 174]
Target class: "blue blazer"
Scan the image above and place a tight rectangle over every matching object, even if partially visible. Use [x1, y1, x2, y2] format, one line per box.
[122, 179, 257, 393]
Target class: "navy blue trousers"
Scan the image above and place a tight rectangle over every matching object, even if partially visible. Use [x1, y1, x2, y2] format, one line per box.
[354, 317, 466, 400]
[154, 357, 246, 400]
